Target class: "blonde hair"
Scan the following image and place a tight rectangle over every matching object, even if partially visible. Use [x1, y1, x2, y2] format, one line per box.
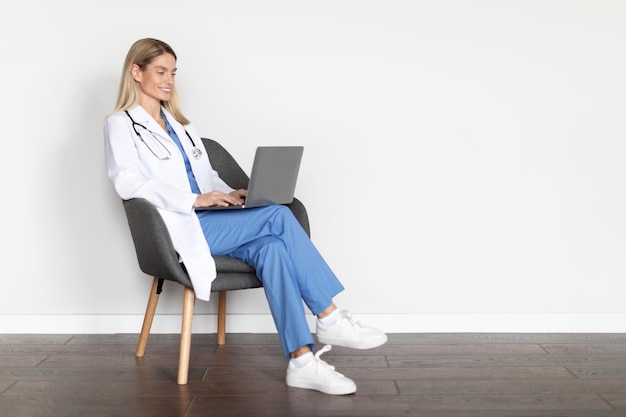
[113, 38, 190, 125]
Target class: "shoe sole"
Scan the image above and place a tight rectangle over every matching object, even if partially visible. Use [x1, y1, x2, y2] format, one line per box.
[316, 333, 388, 350]
[286, 378, 357, 395]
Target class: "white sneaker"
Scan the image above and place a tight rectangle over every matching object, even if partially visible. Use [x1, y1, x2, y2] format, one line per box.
[286, 345, 357, 395]
[316, 310, 388, 349]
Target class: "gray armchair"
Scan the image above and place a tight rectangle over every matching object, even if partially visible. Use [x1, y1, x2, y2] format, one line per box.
[122, 138, 310, 385]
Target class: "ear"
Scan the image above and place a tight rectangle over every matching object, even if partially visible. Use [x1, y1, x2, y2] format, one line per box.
[131, 64, 142, 83]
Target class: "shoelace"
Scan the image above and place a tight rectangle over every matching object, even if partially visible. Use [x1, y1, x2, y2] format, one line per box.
[314, 345, 338, 374]
[340, 310, 366, 330]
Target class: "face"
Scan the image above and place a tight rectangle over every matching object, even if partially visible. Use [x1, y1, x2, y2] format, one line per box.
[132, 53, 177, 105]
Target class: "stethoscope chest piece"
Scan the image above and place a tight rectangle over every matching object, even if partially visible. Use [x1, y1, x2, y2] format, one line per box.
[192, 147, 203, 160]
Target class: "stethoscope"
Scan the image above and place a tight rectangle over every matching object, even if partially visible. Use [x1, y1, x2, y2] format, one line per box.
[124, 110, 203, 160]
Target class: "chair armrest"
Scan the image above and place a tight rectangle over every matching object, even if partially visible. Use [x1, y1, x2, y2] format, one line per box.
[285, 197, 310, 237]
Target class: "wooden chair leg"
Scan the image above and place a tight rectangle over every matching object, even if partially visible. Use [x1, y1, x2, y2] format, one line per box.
[217, 291, 227, 345]
[136, 277, 161, 358]
[177, 287, 195, 385]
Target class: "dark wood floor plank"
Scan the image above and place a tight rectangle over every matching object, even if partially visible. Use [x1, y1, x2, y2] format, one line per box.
[0, 366, 206, 382]
[2, 333, 626, 417]
[197, 366, 395, 395]
[385, 333, 626, 344]
[387, 354, 626, 368]
[0, 355, 47, 367]
[541, 343, 626, 355]
[65, 332, 282, 346]
[186, 393, 612, 417]
[0, 342, 218, 358]
[0, 343, 154, 356]
[599, 392, 626, 410]
[4, 379, 200, 397]
[2, 377, 291, 398]
[68, 333, 221, 345]
[345, 366, 574, 380]
[0, 381, 14, 395]
[214, 343, 289, 357]
[568, 367, 626, 379]
[0, 335, 73, 345]
[37, 354, 220, 369]
[0, 395, 192, 417]
[327, 343, 548, 356]
[398, 378, 626, 394]
[202, 333, 282, 345]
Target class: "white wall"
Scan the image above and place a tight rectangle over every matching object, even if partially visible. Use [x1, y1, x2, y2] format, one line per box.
[1, 0, 625, 334]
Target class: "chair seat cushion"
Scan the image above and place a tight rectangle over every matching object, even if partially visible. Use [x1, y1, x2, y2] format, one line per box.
[213, 256, 256, 273]
[210, 255, 262, 293]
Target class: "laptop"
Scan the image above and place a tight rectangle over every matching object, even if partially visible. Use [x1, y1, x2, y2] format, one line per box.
[196, 146, 304, 210]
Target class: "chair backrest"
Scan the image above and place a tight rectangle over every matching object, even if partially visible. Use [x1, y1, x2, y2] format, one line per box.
[201, 138, 249, 190]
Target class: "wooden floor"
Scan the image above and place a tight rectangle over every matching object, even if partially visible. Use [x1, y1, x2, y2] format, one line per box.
[1, 333, 626, 417]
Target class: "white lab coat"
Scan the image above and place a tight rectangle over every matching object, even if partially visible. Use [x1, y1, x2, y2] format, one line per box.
[104, 105, 234, 301]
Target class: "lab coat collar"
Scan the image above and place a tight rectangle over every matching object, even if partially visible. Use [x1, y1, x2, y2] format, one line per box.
[126, 105, 170, 138]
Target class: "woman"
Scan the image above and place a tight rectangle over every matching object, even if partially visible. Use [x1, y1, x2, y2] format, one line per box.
[104, 38, 387, 395]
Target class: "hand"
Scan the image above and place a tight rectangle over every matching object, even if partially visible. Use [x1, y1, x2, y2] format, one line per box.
[229, 188, 247, 201]
[194, 189, 247, 208]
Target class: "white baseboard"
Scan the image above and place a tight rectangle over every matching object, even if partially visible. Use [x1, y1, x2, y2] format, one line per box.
[2, 313, 626, 334]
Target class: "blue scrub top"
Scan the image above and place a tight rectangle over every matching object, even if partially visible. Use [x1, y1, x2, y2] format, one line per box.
[162, 111, 201, 194]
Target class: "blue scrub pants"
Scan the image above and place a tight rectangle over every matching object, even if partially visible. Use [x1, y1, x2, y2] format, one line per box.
[196, 205, 344, 359]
